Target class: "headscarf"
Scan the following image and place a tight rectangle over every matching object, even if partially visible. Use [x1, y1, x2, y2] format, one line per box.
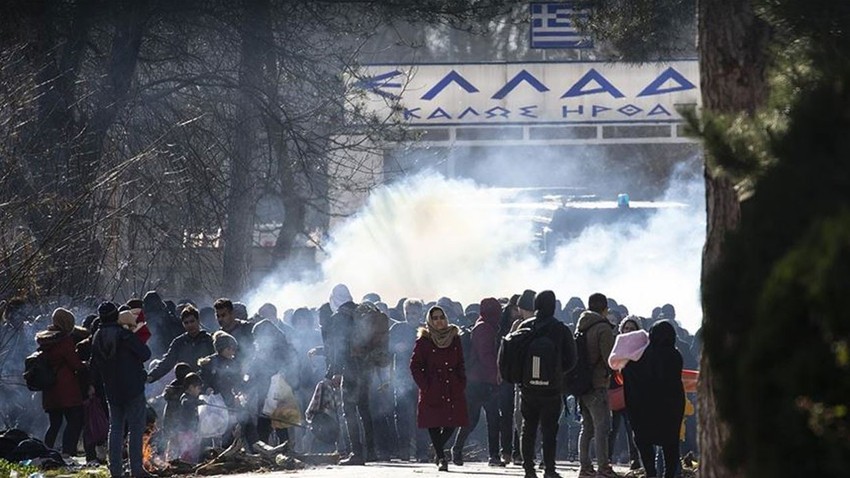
[618, 315, 642, 333]
[425, 306, 459, 348]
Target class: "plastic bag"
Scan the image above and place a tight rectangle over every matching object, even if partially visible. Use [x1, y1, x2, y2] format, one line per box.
[83, 396, 109, 445]
[262, 373, 302, 429]
[198, 393, 229, 438]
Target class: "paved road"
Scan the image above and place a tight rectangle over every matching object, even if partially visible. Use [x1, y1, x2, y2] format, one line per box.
[224, 460, 632, 478]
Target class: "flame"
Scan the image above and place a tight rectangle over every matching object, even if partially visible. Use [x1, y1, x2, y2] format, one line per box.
[142, 428, 154, 471]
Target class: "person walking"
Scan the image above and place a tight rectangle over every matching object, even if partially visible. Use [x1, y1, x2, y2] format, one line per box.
[410, 306, 469, 471]
[451, 297, 503, 466]
[517, 291, 577, 478]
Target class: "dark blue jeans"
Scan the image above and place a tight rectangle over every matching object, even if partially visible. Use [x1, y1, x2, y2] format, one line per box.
[107, 393, 146, 477]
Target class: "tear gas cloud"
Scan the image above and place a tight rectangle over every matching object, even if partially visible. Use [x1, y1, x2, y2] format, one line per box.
[248, 164, 706, 333]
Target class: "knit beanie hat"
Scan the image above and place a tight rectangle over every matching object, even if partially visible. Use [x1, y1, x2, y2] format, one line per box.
[212, 330, 238, 354]
[51, 308, 76, 334]
[534, 290, 557, 318]
[97, 302, 119, 323]
[518, 289, 536, 312]
[174, 362, 193, 381]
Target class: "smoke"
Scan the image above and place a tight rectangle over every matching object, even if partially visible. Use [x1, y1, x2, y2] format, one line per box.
[248, 165, 706, 333]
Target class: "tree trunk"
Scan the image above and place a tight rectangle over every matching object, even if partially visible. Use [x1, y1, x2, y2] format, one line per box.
[220, 0, 270, 297]
[697, 1, 770, 477]
[10, 0, 147, 298]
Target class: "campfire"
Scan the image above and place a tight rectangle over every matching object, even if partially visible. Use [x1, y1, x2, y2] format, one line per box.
[141, 427, 339, 477]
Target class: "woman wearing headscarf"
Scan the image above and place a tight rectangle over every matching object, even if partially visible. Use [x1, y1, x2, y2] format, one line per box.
[608, 316, 643, 471]
[620, 320, 685, 478]
[35, 307, 87, 456]
[410, 306, 469, 471]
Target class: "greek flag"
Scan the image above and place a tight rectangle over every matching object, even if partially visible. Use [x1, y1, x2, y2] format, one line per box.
[530, 2, 592, 49]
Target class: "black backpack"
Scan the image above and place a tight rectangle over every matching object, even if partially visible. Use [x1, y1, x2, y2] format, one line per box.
[23, 349, 57, 392]
[522, 320, 563, 392]
[563, 321, 607, 397]
[499, 326, 533, 384]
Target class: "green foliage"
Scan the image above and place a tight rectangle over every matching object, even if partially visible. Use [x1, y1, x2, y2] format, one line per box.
[703, 66, 850, 478]
[577, 0, 697, 60]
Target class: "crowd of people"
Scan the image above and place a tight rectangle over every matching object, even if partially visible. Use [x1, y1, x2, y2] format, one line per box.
[0, 287, 700, 478]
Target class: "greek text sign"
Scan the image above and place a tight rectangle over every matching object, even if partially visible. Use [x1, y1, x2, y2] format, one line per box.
[354, 62, 700, 125]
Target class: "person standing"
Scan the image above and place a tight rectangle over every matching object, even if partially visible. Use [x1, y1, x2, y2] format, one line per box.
[410, 306, 469, 471]
[390, 298, 430, 462]
[324, 284, 376, 465]
[36, 307, 87, 457]
[146, 305, 214, 383]
[91, 301, 152, 478]
[621, 321, 685, 478]
[576, 293, 617, 478]
[451, 297, 504, 466]
[517, 291, 577, 478]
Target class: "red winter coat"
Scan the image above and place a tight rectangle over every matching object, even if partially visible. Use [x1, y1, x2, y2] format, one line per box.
[37, 333, 85, 411]
[410, 329, 469, 429]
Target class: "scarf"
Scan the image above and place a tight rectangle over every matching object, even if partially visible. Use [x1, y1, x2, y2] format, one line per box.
[427, 323, 459, 349]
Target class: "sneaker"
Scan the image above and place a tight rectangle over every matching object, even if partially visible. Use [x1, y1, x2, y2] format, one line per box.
[501, 452, 512, 464]
[340, 454, 366, 466]
[596, 466, 620, 478]
[543, 471, 563, 478]
[488, 457, 506, 467]
[438, 458, 449, 472]
[578, 467, 596, 478]
[524, 470, 538, 478]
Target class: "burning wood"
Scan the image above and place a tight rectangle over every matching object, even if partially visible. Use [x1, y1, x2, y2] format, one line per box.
[150, 436, 338, 477]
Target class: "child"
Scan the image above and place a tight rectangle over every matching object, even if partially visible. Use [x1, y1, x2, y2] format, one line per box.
[172, 373, 204, 463]
[162, 362, 192, 460]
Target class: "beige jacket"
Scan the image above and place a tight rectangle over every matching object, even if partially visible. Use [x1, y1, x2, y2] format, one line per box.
[576, 310, 615, 390]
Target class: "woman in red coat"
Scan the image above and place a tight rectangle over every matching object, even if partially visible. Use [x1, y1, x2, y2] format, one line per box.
[410, 306, 469, 471]
[35, 307, 86, 456]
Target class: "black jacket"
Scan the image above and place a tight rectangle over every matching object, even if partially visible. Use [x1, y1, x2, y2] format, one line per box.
[91, 322, 151, 404]
[623, 321, 685, 445]
[517, 314, 578, 396]
[147, 330, 214, 382]
[322, 302, 356, 377]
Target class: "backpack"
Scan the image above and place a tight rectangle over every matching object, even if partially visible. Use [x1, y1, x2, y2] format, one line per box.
[522, 320, 563, 392]
[563, 321, 607, 397]
[350, 302, 391, 367]
[23, 349, 57, 392]
[498, 323, 538, 384]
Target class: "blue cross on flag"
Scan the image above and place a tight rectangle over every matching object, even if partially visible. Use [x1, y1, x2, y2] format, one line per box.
[530, 2, 592, 49]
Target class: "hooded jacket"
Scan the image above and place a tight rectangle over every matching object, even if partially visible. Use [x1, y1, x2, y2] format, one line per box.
[410, 328, 469, 428]
[91, 321, 151, 404]
[467, 298, 502, 384]
[576, 309, 615, 390]
[323, 301, 356, 377]
[36, 332, 85, 411]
